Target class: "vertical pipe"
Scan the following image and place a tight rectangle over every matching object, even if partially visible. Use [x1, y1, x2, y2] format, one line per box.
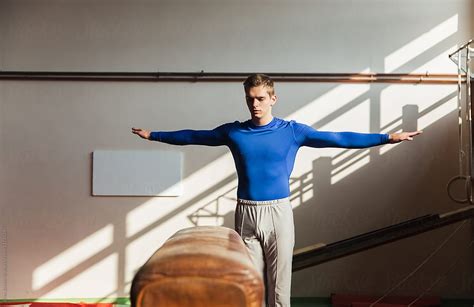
[457, 48, 464, 179]
[466, 43, 473, 202]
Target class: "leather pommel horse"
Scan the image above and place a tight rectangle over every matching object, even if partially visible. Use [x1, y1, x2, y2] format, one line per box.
[130, 226, 264, 307]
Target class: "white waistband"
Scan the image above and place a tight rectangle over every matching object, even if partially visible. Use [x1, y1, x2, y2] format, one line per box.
[237, 197, 290, 206]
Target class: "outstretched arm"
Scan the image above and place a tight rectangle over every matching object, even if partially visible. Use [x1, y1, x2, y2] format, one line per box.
[292, 122, 422, 148]
[131, 125, 229, 146]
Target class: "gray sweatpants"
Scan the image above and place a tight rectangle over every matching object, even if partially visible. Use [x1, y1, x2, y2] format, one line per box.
[234, 197, 295, 307]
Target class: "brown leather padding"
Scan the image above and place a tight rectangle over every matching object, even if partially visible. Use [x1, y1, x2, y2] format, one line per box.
[130, 226, 264, 307]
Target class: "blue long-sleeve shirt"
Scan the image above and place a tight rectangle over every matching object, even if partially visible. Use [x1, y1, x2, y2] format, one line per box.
[150, 117, 389, 201]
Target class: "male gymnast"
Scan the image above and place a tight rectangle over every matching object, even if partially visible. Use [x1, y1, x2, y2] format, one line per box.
[132, 73, 421, 307]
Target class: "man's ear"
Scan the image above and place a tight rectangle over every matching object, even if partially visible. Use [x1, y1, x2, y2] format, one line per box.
[271, 95, 277, 106]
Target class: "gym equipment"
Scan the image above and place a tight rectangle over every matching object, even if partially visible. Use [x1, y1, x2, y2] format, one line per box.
[130, 226, 263, 307]
[447, 40, 474, 203]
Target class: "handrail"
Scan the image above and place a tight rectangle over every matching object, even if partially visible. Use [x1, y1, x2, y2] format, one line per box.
[292, 205, 474, 271]
[0, 71, 466, 84]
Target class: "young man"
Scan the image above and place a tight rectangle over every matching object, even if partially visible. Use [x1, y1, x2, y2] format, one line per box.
[132, 74, 421, 307]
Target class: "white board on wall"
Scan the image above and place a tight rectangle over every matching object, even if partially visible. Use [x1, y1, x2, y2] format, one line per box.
[92, 150, 182, 196]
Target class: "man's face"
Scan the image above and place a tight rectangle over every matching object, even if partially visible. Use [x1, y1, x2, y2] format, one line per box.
[245, 85, 277, 121]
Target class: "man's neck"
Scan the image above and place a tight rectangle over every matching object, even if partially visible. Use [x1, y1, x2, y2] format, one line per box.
[251, 115, 274, 126]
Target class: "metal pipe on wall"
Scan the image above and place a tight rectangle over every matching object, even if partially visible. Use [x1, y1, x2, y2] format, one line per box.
[0, 71, 466, 84]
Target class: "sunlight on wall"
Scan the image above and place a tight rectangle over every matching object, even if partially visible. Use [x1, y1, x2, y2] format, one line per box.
[289, 172, 314, 206]
[384, 14, 458, 72]
[41, 253, 118, 299]
[379, 45, 458, 156]
[418, 93, 457, 129]
[33, 224, 114, 291]
[290, 85, 372, 187]
[288, 76, 370, 126]
[414, 48, 458, 133]
[412, 45, 459, 73]
[324, 98, 371, 185]
[126, 154, 235, 238]
[124, 178, 238, 286]
[288, 79, 371, 169]
[379, 85, 456, 155]
[331, 149, 370, 185]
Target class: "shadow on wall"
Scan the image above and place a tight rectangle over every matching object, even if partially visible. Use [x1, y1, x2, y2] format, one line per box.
[22, 12, 474, 302]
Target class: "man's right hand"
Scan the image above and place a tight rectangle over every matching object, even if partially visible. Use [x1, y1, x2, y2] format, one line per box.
[132, 127, 151, 140]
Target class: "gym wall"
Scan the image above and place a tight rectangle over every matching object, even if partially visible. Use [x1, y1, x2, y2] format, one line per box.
[0, 0, 473, 301]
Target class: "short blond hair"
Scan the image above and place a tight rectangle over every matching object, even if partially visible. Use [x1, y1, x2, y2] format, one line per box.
[243, 74, 275, 96]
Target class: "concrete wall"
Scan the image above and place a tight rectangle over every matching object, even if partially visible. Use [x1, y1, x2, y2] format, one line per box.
[0, 0, 473, 300]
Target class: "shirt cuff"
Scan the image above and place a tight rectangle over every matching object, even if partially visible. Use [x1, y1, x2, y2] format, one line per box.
[149, 132, 161, 141]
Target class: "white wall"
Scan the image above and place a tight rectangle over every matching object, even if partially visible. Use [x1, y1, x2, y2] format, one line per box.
[0, 0, 473, 300]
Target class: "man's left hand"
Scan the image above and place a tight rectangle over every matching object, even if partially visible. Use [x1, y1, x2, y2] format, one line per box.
[389, 131, 423, 143]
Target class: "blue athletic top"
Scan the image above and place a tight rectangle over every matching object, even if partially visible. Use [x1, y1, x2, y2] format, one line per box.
[150, 117, 389, 201]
